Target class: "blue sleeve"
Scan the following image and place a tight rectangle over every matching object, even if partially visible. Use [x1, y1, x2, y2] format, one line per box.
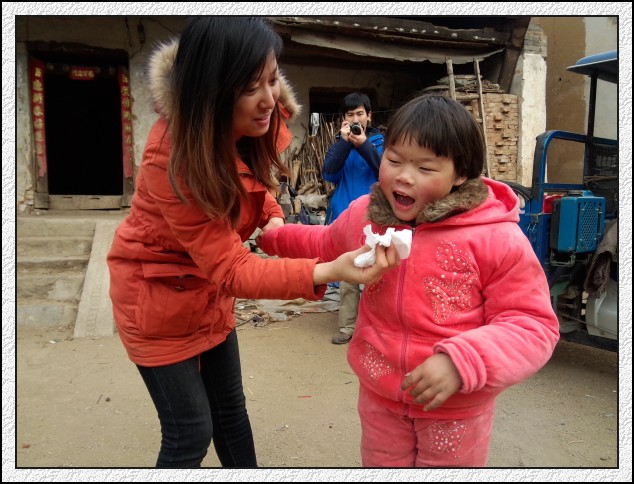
[323, 138, 354, 183]
[356, 134, 384, 177]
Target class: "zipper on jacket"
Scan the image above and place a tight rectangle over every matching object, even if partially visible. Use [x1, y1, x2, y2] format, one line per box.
[398, 226, 414, 415]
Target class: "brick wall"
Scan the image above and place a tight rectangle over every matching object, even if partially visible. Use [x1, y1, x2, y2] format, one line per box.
[430, 87, 520, 182]
[463, 93, 519, 181]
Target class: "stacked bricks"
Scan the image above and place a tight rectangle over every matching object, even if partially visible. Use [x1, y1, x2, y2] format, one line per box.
[463, 93, 519, 181]
[429, 88, 519, 182]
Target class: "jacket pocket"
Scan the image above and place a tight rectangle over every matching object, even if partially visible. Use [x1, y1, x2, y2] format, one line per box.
[347, 325, 404, 401]
[136, 263, 209, 338]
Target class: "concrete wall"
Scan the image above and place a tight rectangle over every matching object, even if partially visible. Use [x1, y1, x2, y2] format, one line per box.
[16, 42, 33, 212]
[531, 17, 617, 183]
[511, 22, 548, 187]
[584, 17, 618, 140]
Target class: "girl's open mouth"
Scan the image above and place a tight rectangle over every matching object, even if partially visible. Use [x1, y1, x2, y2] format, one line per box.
[394, 192, 415, 207]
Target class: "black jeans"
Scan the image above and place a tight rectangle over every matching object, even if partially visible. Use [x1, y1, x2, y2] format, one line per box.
[136, 329, 256, 468]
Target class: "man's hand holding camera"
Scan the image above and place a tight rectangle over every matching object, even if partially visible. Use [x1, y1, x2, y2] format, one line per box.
[341, 121, 367, 147]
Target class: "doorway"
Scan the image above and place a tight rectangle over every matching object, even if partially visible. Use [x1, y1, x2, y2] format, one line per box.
[28, 44, 132, 210]
[44, 70, 123, 196]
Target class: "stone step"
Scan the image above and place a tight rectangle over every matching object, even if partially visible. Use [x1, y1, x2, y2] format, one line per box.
[16, 255, 91, 275]
[17, 218, 96, 237]
[15, 214, 124, 336]
[17, 301, 78, 327]
[17, 218, 93, 329]
[17, 273, 86, 302]
[17, 236, 94, 257]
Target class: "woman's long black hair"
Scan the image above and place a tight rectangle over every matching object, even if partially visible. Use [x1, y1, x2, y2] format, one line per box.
[169, 16, 286, 225]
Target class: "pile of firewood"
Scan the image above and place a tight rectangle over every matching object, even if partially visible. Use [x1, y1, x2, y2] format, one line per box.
[280, 117, 337, 198]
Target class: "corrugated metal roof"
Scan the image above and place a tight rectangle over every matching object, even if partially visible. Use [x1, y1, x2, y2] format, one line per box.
[269, 16, 527, 64]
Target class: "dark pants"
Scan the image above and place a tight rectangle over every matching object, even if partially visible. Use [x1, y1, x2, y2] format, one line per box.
[136, 329, 256, 468]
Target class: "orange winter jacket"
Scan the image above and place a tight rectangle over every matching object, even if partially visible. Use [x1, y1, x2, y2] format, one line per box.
[107, 40, 322, 367]
[107, 118, 325, 366]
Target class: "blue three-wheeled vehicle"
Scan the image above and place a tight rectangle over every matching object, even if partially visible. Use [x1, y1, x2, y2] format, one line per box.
[503, 50, 618, 351]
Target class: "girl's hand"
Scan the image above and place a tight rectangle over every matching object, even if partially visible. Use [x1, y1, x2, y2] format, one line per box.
[400, 353, 462, 411]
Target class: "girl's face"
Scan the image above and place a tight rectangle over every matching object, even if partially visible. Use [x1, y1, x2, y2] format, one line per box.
[379, 139, 467, 222]
[233, 52, 280, 140]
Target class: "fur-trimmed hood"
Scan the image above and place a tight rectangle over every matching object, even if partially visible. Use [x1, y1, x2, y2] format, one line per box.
[367, 177, 518, 226]
[147, 39, 302, 120]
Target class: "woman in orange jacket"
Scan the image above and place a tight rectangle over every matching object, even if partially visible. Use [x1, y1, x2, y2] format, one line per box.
[107, 16, 399, 468]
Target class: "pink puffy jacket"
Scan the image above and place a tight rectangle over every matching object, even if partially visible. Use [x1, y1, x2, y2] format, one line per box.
[259, 177, 560, 419]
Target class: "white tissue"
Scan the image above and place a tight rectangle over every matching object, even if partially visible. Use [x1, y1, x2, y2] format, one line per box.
[354, 224, 412, 268]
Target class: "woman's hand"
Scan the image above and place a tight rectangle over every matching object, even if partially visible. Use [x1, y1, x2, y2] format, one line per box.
[313, 243, 400, 286]
[400, 353, 462, 411]
[259, 217, 284, 236]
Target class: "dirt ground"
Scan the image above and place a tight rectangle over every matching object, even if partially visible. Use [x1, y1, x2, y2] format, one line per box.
[11, 307, 624, 479]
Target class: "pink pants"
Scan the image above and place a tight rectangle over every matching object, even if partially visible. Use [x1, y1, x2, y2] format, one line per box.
[358, 385, 494, 467]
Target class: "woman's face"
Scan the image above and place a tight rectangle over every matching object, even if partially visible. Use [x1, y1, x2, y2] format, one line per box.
[379, 140, 466, 222]
[233, 52, 280, 140]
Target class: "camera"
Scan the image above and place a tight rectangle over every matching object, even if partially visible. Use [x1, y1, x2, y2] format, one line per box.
[349, 122, 362, 135]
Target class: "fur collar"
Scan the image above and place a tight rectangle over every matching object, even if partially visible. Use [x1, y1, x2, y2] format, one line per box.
[367, 177, 490, 226]
[147, 39, 302, 120]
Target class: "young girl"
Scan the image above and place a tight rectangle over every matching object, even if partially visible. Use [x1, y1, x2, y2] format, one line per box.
[258, 93, 560, 467]
[106, 17, 399, 468]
